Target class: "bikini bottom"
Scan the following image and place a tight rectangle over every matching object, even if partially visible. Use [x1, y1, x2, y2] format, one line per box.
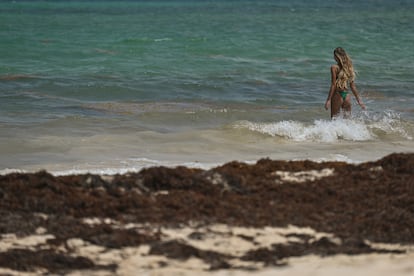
[338, 91, 348, 101]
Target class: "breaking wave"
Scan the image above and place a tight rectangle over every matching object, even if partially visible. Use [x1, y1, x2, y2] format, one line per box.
[235, 111, 412, 143]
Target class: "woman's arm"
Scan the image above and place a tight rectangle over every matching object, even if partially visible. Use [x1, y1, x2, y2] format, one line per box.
[325, 65, 337, 110]
[350, 81, 366, 109]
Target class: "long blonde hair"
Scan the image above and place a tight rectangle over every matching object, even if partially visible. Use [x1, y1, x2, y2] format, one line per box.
[334, 47, 356, 90]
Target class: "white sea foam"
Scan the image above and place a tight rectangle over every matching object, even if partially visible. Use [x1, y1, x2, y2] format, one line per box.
[235, 119, 373, 142]
[235, 111, 412, 142]
[0, 168, 27, 175]
[367, 110, 412, 140]
[45, 159, 221, 176]
[310, 154, 360, 164]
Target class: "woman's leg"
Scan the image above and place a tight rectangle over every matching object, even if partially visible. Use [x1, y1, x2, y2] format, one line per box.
[342, 94, 352, 118]
[331, 92, 342, 118]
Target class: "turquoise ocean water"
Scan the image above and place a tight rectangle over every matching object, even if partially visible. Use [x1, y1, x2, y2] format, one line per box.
[1, 0, 413, 174]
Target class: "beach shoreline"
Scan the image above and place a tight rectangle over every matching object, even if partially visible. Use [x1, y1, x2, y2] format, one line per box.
[2, 135, 413, 177]
[0, 153, 413, 275]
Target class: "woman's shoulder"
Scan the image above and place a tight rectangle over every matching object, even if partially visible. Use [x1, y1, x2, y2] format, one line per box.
[331, 64, 340, 70]
[330, 64, 339, 74]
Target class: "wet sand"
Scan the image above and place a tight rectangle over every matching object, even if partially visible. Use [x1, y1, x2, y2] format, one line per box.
[0, 153, 413, 275]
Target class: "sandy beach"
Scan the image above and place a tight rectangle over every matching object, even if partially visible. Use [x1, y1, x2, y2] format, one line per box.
[0, 153, 413, 275]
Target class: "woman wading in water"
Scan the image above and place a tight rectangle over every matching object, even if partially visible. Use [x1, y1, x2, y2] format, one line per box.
[325, 47, 366, 118]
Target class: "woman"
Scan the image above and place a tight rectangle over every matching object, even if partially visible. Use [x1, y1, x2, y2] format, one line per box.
[325, 47, 366, 118]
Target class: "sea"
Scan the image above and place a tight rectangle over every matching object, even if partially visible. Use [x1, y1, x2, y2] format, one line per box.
[1, 0, 413, 175]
